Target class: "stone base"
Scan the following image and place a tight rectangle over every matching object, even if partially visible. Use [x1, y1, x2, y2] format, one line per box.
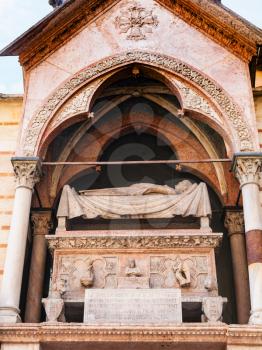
[0, 307, 21, 324]
[0, 324, 262, 350]
[249, 311, 262, 325]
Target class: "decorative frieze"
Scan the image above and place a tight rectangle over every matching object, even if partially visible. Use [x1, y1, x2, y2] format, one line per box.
[11, 157, 41, 190]
[23, 52, 253, 156]
[46, 233, 222, 251]
[115, 4, 159, 41]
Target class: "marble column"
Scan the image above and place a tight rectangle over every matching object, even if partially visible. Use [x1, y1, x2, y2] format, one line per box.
[0, 157, 41, 323]
[233, 153, 262, 325]
[224, 210, 251, 324]
[25, 210, 52, 323]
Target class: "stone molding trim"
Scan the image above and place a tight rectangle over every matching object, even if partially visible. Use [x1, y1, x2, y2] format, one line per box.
[11, 157, 41, 190]
[4, 0, 261, 70]
[224, 211, 244, 236]
[46, 232, 223, 252]
[158, 0, 261, 62]
[1, 324, 262, 346]
[31, 211, 52, 236]
[21, 51, 254, 156]
[19, 0, 122, 71]
[232, 154, 262, 187]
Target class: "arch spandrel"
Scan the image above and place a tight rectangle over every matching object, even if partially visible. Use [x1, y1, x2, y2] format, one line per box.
[21, 51, 256, 157]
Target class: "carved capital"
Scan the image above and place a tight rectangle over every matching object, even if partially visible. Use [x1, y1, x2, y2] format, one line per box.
[31, 211, 52, 236]
[11, 157, 41, 190]
[232, 154, 262, 187]
[224, 210, 244, 236]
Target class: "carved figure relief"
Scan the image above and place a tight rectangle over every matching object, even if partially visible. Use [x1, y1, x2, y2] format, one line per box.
[115, 4, 159, 40]
[125, 259, 142, 277]
[52, 252, 215, 301]
[150, 255, 210, 290]
[80, 258, 94, 288]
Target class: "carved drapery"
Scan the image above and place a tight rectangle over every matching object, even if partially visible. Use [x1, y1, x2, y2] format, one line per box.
[12, 158, 41, 190]
[22, 52, 254, 156]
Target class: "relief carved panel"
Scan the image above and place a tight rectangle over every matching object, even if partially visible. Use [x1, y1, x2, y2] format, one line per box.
[53, 252, 217, 301]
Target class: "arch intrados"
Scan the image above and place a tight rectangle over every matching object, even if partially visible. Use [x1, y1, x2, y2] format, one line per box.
[34, 56, 242, 158]
[55, 120, 220, 198]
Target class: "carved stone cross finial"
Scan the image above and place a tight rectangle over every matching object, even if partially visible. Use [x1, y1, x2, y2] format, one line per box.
[115, 4, 159, 41]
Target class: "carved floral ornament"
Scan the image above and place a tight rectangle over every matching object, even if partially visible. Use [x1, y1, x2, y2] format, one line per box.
[224, 211, 244, 235]
[233, 157, 262, 187]
[31, 211, 52, 235]
[46, 234, 223, 252]
[11, 158, 41, 190]
[22, 52, 254, 156]
[115, 4, 159, 41]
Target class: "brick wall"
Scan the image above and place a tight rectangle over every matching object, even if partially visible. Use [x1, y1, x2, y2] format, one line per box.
[0, 94, 23, 283]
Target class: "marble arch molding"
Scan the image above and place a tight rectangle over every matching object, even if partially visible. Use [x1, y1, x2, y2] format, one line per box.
[21, 51, 255, 159]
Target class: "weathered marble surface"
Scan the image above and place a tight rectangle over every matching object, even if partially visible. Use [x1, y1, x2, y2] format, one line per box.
[84, 288, 182, 325]
[57, 182, 211, 220]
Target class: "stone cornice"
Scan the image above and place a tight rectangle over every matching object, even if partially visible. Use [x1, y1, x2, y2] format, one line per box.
[157, 0, 261, 62]
[1, 0, 261, 70]
[46, 231, 223, 251]
[0, 324, 262, 345]
[18, 0, 120, 71]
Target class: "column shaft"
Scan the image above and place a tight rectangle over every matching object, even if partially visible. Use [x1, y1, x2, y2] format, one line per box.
[0, 158, 41, 323]
[225, 210, 250, 324]
[25, 211, 52, 323]
[233, 154, 262, 325]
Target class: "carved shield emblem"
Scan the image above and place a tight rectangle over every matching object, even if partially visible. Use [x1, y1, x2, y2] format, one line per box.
[42, 297, 64, 322]
[202, 297, 223, 322]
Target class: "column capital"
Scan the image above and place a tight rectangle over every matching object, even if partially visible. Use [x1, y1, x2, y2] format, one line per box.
[31, 210, 52, 235]
[232, 153, 262, 187]
[224, 210, 244, 236]
[11, 157, 42, 190]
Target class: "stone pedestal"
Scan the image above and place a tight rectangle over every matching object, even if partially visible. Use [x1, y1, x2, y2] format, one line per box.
[0, 158, 41, 323]
[224, 210, 250, 324]
[25, 210, 52, 323]
[233, 154, 262, 325]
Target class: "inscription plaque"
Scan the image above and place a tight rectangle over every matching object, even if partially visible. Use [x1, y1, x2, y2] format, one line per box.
[84, 289, 182, 325]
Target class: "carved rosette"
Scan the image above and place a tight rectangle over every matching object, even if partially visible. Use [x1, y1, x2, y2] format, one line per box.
[233, 157, 262, 188]
[31, 211, 52, 236]
[224, 211, 244, 236]
[115, 5, 159, 41]
[11, 158, 41, 190]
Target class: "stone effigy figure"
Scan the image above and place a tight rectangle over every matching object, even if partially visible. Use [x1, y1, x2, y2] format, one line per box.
[57, 180, 212, 222]
[49, 0, 65, 8]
